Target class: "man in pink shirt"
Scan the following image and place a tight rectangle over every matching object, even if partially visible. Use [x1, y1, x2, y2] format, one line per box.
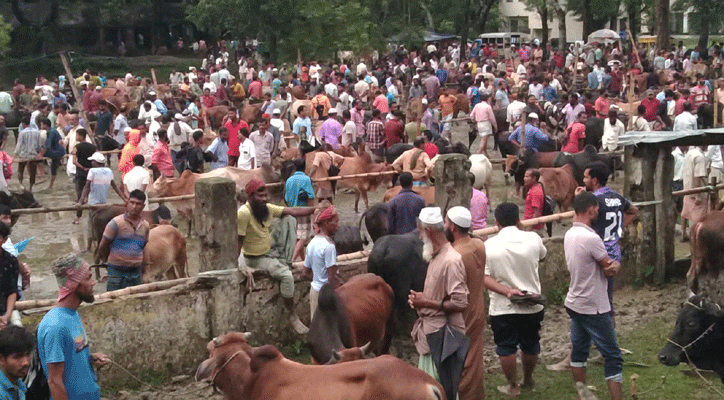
[469, 93, 497, 156]
[223, 108, 249, 167]
[562, 112, 587, 153]
[151, 130, 174, 178]
[690, 75, 710, 114]
[350, 100, 365, 137]
[523, 169, 545, 233]
[372, 89, 389, 115]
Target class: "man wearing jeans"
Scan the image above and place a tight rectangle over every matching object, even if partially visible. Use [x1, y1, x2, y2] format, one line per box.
[97, 190, 150, 291]
[564, 192, 623, 400]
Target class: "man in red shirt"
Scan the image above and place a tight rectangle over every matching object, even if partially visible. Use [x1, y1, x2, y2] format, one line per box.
[223, 108, 249, 167]
[523, 168, 544, 233]
[202, 88, 216, 109]
[674, 89, 690, 116]
[594, 90, 610, 119]
[248, 74, 263, 100]
[640, 90, 660, 122]
[690, 75, 710, 114]
[562, 112, 587, 153]
[383, 111, 405, 148]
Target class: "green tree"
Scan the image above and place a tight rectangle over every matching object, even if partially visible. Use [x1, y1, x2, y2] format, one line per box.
[673, 0, 724, 56]
[0, 16, 12, 54]
[523, 0, 550, 58]
[566, 0, 620, 38]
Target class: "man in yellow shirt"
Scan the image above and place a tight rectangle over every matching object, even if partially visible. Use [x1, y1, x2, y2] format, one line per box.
[231, 78, 246, 109]
[238, 179, 317, 334]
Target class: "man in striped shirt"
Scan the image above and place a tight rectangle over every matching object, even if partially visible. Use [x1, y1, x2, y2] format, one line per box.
[97, 190, 150, 291]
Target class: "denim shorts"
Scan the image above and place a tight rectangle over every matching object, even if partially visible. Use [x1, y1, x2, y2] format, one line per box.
[566, 308, 623, 382]
[106, 264, 142, 292]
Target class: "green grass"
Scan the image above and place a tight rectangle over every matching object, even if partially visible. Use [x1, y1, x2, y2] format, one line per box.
[483, 316, 720, 399]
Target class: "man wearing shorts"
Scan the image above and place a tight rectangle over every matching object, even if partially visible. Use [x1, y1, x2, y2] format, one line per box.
[484, 202, 545, 396]
[469, 92, 497, 156]
[238, 179, 317, 334]
[284, 158, 315, 262]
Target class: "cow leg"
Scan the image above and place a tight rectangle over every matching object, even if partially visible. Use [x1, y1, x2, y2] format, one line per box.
[354, 191, 360, 213]
[360, 189, 370, 211]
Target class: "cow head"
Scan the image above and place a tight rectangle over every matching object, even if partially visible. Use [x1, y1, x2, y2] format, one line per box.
[196, 332, 254, 395]
[325, 342, 374, 365]
[658, 296, 724, 369]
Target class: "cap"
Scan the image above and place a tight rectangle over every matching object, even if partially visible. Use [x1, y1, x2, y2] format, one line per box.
[328, 108, 337, 114]
[88, 152, 106, 163]
[95, 86, 102, 91]
[446, 206, 472, 229]
[272, 108, 281, 115]
[123, 127, 132, 133]
[148, 91, 157, 96]
[422, 99, 428, 105]
[528, 112, 539, 120]
[174, 113, 184, 120]
[40, 96, 48, 101]
[79, 81, 89, 86]
[418, 207, 443, 225]
[245, 179, 266, 195]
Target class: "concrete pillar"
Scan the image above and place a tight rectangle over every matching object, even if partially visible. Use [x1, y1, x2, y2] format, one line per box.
[195, 177, 238, 272]
[431, 154, 472, 215]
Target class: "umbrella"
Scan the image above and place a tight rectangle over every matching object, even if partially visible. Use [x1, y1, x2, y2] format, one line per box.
[426, 324, 470, 400]
[587, 29, 620, 44]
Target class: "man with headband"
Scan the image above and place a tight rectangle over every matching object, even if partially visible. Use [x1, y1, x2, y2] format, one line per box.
[238, 179, 318, 334]
[37, 253, 110, 400]
[302, 205, 341, 318]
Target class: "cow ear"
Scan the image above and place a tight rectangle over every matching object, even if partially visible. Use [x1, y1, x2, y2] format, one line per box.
[706, 302, 724, 319]
[195, 358, 217, 381]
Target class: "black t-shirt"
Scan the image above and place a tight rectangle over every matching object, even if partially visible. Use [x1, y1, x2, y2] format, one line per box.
[75, 142, 97, 170]
[0, 249, 18, 315]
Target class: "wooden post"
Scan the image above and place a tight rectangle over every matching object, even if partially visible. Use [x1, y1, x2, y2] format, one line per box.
[59, 52, 90, 137]
[195, 177, 238, 272]
[431, 154, 472, 215]
[151, 68, 158, 87]
[710, 176, 719, 210]
[653, 145, 673, 285]
[714, 88, 720, 127]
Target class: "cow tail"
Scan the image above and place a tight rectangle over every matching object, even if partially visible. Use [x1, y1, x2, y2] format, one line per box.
[358, 210, 370, 246]
[429, 384, 443, 400]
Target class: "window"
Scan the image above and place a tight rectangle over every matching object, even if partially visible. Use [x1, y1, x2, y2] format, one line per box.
[509, 17, 529, 33]
[670, 12, 684, 34]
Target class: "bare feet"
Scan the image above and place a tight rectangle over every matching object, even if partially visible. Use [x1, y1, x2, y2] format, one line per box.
[521, 379, 535, 390]
[497, 384, 521, 397]
[289, 314, 309, 335]
[547, 354, 572, 371]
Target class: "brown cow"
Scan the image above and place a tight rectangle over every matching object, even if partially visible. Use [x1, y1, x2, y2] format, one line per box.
[336, 152, 394, 212]
[687, 211, 724, 296]
[382, 186, 435, 205]
[88, 205, 158, 262]
[207, 105, 230, 130]
[307, 274, 394, 364]
[241, 103, 263, 123]
[195, 332, 445, 400]
[291, 86, 308, 100]
[538, 164, 577, 212]
[142, 224, 188, 283]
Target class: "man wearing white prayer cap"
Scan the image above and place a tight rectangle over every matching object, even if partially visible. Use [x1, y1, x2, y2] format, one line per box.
[409, 206, 469, 395]
[445, 205, 489, 399]
[508, 111, 550, 151]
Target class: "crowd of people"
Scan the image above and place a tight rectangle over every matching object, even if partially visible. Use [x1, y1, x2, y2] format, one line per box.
[0, 34, 720, 400]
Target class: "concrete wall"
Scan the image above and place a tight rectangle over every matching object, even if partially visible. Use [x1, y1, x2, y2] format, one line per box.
[21, 259, 367, 388]
[19, 239, 569, 389]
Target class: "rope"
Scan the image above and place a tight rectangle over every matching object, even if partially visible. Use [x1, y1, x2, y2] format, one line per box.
[106, 358, 211, 397]
[664, 322, 724, 399]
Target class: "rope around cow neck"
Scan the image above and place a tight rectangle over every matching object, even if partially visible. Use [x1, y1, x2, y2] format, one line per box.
[106, 358, 212, 397]
[210, 349, 245, 394]
[665, 323, 724, 399]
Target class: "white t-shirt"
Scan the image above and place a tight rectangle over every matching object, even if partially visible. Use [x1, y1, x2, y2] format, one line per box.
[123, 166, 150, 208]
[342, 120, 357, 147]
[238, 139, 256, 170]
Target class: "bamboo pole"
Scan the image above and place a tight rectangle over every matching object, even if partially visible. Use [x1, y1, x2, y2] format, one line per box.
[292, 250, 369, 268]
[473, 210, 575, 237]
[672, 183, 724, 197]
[10, 194, 196, 215]
[13, 149, 122, 164]
[59, 52, 91, 138]
[715, 88, 720, 127]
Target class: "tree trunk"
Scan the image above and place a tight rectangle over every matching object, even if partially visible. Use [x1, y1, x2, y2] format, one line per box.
[554, 3, 567, 51]
[479, 0, 496, 33]
[627, 0, 640, 41]
[460, 0, 471, 60]
[654, 0, 669, 50]
[582, 0, 591, 38]
[697, 13, 710, 59]
[540, 5, 549, 59]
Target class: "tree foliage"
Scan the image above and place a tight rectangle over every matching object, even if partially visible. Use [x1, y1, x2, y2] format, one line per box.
[186, 0, 501, 62]
[566, 0, 620, 38]
[0, 15, 11, 54]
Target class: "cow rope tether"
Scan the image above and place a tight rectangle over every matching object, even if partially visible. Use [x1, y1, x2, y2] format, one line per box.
[105, 358, 211, 397]
[211, 349, 246, 394]
[666, 322, 724, 399]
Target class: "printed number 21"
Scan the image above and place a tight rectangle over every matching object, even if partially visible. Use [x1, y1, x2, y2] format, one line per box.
[604, 211, 623, 241]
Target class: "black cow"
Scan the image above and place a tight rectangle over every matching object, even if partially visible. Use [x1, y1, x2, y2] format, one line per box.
[94, 135, 121, 168]
[308, 283, 353, 364]
[333, 226, 365, 255]
[360, 203, 389, 243]
[585, 117, 604, 150]
[0, 190, 40, 226]
[555, 145, 614, 185]
[367, 230, 427, 331]
[493, 108, 509, 152]
[659, 296, 724, 383]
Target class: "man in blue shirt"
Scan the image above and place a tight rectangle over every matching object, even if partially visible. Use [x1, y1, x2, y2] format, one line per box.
[149, 91, 167, 116]
[205, 127, 229, 170]
[285, 158, 315, 262]
[388, 172, 425, 235]
[508, 113, 551, 151]
[38, 254, 110, 400]
[0, 326, 35, 400]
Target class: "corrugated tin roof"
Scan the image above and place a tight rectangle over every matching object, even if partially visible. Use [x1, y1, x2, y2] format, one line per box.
[618, 128, 724, 146]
